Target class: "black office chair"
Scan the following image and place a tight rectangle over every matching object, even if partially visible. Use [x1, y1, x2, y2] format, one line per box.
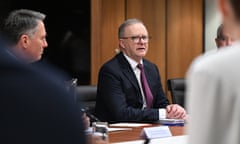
[167, 78, 185, 108]
[75, 85, 97, 115]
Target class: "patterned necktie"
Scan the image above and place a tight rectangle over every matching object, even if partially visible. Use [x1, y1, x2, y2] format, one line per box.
[137, 63, 153, 108]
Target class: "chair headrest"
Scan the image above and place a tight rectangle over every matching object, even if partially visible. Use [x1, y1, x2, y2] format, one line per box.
[76, 85, 97, 101]
[168, 78, 185, 90]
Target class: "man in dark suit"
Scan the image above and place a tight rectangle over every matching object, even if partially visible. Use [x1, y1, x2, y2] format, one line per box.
[95, 18, 186, 123]
[1, 9, 91, 130]
[1, 9, 48, 63]
[0, 37, 87, 144]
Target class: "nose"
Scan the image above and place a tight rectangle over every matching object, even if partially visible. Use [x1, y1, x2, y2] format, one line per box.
[226, 38, 232, 46]
[139, 37, 144, 42]
[43, 40, 48, 48]
[137, 37, 146, 44]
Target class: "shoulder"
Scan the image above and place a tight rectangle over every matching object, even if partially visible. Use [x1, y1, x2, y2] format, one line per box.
[100, 52, 129, 71]
[143, 59, 156, 66]
[188, 42, 240, 79]
[31, 60, 71, 82]
[143, 58, 159, 71]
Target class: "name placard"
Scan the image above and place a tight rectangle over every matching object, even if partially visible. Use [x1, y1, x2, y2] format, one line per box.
[141, 126, 172, 139]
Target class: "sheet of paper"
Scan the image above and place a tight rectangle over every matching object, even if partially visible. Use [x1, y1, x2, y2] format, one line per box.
[85, 127, 132, 134]
[109, 123, 152, 127]
[108, 127, 132, 132]
[141, 126, 172, 139]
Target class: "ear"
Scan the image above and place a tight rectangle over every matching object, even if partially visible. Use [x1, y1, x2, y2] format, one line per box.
[218, 0, 229, 18]
[119, 39, 125, 49]
[19, 34, 29, 49]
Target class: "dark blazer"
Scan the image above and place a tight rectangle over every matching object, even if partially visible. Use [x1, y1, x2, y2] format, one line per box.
[0, 45, 86, 144]
[95, 52, 169, 123]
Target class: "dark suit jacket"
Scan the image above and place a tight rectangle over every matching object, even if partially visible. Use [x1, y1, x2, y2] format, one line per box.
[95, 52, 169, 123]
[0, 44, 86, 144]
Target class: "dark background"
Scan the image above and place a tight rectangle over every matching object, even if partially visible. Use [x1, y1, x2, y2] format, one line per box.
[0, 0, 91, 85]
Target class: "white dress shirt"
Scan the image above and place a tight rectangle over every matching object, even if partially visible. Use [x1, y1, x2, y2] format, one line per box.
[123, 53, 166, 119]
[123, 54, 147, 109]
[186, 41, 240, 144]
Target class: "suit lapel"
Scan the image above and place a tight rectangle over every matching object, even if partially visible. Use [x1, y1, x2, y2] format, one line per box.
[116, 53, 140, 91]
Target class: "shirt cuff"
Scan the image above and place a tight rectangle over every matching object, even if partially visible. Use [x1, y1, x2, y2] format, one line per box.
[159, 108, 166, 120]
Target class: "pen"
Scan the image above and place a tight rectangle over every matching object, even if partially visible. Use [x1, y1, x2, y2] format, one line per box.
[81, 108, 100, 122]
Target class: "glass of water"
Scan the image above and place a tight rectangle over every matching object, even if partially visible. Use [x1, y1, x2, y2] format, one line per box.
[92, 122, 109, 143]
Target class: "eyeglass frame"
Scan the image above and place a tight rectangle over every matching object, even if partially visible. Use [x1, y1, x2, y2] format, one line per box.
[120, 35, 151, 43]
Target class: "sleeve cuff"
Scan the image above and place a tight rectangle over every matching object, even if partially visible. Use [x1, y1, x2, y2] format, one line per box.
[159, 108, 166, 120]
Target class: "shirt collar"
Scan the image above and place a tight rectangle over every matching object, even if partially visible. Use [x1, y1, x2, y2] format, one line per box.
[123, 53, 143, 69]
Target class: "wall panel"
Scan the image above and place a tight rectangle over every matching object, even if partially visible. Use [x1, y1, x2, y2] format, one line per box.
[91, 0, 125, 84]
[166, 0, 203, 79]
[126, 0, 167, 90]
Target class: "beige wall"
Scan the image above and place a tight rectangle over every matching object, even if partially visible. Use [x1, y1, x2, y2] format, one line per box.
[204, 0, 221, 51]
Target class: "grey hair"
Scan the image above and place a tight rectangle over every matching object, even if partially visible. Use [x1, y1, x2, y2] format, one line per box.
[118, 18, 144, 38]
[1, 9, 46, 45]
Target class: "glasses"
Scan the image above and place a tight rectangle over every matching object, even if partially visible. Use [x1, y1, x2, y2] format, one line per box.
[120, 35, 151, 43]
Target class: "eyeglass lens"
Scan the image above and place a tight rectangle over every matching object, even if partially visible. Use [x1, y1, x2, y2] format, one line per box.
[131, 36, 149, 43]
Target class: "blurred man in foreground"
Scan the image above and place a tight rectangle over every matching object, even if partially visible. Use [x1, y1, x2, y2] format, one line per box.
[186, 0, 240, 144]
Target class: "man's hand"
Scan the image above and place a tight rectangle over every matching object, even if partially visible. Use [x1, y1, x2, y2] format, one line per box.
[166, 104, 186, 119]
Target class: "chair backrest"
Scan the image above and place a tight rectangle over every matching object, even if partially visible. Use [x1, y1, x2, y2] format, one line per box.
[75, 85, 97, 115]
[167, 78, 185, 108]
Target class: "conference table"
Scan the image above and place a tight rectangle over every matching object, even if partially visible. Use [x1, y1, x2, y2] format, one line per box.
[108, 123, 186, 143]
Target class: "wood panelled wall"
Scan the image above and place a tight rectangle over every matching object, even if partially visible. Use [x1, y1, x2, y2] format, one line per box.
[91, 0, 203, 101]
[167, 0, 203, 78]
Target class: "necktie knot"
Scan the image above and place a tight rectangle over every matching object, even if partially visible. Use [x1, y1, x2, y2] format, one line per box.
[137, 63, 143, 70]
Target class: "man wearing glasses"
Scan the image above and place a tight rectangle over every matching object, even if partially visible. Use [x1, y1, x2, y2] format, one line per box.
[95, 18, 186, 123]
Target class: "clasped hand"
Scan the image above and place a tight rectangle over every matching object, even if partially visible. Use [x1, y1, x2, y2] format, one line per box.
[166, 104, 187, 120]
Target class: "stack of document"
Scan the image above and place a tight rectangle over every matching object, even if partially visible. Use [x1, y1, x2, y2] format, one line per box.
[157, 118, 185, 126]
